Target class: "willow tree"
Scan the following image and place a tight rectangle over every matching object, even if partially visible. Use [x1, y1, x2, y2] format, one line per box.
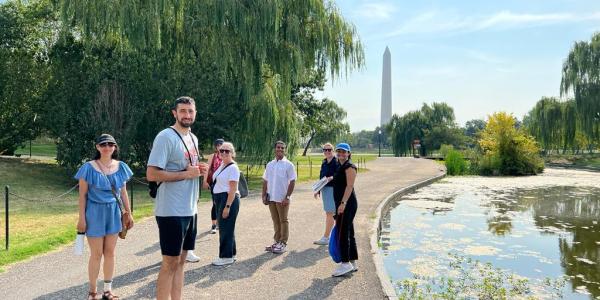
[525, 97, 579, 154]
[561, 32, 600, 146]
[387, 102, 460, 157]
[56, 0, 364, 160]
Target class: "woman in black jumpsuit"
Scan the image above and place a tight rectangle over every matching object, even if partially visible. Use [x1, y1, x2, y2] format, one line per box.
[331, 142, 358, 277]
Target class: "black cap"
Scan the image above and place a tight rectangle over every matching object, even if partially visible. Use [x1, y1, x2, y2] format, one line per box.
[214, 138, 225, 146]
[96, 134, 117, 145]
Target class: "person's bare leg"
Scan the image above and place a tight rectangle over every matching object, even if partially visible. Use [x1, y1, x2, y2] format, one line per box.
[170, 251, 187, 300]
[87, 237, 104, 294]
[156, 255, 181, 300]
[102, 234, 118, 282]
[324, 212, 334, 238]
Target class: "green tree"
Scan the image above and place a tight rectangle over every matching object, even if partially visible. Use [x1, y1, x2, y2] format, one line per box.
[291, 69, 350, 156]
[56, 0, 365, 161]
[561, 32, 600, 147]
[388, 102, 464, 157]
[0, 0, 55, 155]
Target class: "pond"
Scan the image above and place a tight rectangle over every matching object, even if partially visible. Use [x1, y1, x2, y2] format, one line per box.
[379, 168, 600, 299]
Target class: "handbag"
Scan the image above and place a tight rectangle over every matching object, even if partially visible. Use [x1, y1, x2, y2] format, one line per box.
[238, 172, 249, 198]
[328, 214, 343, 263]
[97, 161, 129, 239]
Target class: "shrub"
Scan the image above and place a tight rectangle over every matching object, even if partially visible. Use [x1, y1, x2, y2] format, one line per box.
[445, 149, 467, 175]
[439, 144, 454, 158]
[478, 112, 544, 175]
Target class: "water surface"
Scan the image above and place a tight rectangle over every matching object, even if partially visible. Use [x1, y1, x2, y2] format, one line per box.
[380, 169, 600, 299]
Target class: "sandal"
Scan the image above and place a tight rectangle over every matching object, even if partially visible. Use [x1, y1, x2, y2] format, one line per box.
[88, 291, 99, 300]
[102, 291, 119, 300]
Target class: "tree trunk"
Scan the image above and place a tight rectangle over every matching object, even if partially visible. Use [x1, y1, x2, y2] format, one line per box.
[302, 132, 316, 156]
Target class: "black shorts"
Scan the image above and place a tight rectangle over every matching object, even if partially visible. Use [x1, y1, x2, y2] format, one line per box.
[156, 214, 197, 256]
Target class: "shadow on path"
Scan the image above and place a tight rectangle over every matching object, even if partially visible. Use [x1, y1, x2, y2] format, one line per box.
[36, 262, 161, 300]
[272, 246, 329, 271]
[184, 252, 276, 289]
[287, 276, 347, 300]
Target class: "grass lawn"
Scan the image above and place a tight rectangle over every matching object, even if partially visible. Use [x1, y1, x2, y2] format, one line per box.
[14, 138, 57, 157]
[0, 153, 378, 271]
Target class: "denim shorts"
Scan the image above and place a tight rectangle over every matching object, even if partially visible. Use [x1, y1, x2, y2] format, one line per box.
[321, 186, 335, 213]
[85, 201, 121, 238]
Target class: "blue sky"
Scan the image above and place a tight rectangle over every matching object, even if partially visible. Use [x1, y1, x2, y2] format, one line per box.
[323, 0, 600, 131]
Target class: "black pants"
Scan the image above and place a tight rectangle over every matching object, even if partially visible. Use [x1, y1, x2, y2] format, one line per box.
[335, 197, 358, 263]
[211, 200, 217, 221]
[213, 192, 239, 258]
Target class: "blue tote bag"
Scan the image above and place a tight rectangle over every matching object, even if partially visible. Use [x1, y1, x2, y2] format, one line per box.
[328, 214, 343, 263]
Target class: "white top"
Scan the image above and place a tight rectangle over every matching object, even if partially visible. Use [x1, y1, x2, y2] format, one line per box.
[212, 163, 240, 194]
[262, 157, 297, 202]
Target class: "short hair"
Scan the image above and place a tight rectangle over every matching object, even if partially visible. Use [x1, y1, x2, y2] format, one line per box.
[172, 96, 195, 111]
[322, 142, 333, 149]
[274, 141, 286, 148]
[220, 142, 236, 158]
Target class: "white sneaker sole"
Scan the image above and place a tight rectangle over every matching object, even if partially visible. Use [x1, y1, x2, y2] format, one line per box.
[212, 260, 234, 266]
[332, 267, 355, 277]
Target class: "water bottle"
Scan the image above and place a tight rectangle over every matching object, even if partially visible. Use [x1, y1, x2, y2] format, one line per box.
[74, 232, 85, 255]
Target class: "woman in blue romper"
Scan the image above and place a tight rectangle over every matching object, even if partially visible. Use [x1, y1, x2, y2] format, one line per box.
[75, 134, 134, 300]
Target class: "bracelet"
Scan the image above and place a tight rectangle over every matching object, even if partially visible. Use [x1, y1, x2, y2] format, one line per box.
[340, 201, 345, 205]
[225, 204, 231, 208]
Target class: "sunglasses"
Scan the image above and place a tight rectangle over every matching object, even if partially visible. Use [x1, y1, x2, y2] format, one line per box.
[219, 149, 231, 154]
[99, 143, 116, 148]
[322, 148, 333, 152]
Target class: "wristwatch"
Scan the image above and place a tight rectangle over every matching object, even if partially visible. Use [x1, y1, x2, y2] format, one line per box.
[225, 204, 231, 208]
[285, 195, 291, 200]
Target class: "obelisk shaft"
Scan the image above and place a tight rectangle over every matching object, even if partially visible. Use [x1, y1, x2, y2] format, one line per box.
[381, 47, 392, 127]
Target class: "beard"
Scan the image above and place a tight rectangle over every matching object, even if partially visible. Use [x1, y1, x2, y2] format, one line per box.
[177, 118, 194, 128]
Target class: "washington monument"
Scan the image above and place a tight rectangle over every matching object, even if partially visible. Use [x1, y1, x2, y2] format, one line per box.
[381, 46, 392, 126]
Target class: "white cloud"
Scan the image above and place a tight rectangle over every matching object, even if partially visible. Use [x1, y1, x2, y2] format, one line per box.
[353, 2, 397, 20]
[384, 10, 600, 38]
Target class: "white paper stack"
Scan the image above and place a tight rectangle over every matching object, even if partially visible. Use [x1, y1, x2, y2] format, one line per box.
[312, 177, 329, 192]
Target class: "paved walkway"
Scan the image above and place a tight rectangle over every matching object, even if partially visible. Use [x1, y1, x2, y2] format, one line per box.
[0, 157, 444, 299]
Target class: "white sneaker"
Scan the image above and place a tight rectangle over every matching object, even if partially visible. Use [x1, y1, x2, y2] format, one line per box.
[350, 260, 358, 272]
[186, 251, 200, 263]
[332, 262, 354, 277]
[210, 224, 217, 234]
[265, 242, 278, 252]
[212, 257, 234, 266]
[233, 255, 237, 261]
[272, 242, 287, 254]
[313, 236, 329, 245]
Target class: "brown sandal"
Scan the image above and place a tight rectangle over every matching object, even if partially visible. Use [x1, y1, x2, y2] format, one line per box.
[88, 291, 99, 300]
[102, 291, 119, 300]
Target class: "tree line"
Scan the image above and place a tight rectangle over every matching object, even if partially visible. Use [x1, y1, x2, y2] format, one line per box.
[524, 32, 600, 154]
[0, 0, 362, 171]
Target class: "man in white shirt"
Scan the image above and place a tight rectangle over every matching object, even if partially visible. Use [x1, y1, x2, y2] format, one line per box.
[262, 141, 297, 254]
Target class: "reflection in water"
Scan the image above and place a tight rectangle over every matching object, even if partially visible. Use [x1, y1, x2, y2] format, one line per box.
[489, 187, 600, 297]
[380, 169, 600, 299]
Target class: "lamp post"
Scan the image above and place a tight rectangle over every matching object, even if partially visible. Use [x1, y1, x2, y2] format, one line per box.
[378, 129, 382, 157]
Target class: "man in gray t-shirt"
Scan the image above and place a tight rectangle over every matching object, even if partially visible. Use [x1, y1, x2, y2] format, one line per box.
[147, 96, 208, 300]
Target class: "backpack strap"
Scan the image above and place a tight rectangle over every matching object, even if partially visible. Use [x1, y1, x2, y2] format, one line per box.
[168, 127, 199, 165]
